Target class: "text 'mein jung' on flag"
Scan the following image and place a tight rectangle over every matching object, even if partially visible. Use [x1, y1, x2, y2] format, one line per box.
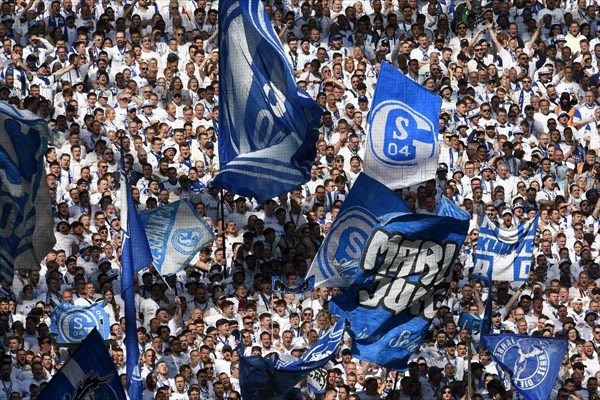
[365, 62, 442, 189]
[473, 214, 539, 281]
[0, 102, 55, 285]
[214, 0, 323, 202]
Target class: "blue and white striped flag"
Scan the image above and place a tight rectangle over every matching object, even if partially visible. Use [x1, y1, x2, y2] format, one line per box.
[140, 199, 215, 276]
[0, 102, 55, 285]
[473, 214, 539, 281]
[39, 328, 126, 400]
[365, 62, 441, 189]
[214, 0, 322, 202]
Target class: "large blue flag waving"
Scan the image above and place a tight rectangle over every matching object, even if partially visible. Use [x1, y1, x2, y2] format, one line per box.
[483, 334, 567, 400]
[0, 102, 55, 285]
[50, 301, 110, 344]
[330, 197, 470, 370]
[214, 0, 322, 202]
[39, 328, 126, 400]
[306, 173, 411, 288]
[473, 214, 539, 281]
[120, 176, 153, 400]
[364, 62, 441, 189]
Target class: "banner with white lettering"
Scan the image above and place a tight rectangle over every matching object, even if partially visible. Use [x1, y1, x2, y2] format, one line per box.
[483, 334, 567, 400]
[140, 199, 215, 276]
[50, 302, 110, 344]
[473, 214, 538, 281]
[329, 203, 470, 370]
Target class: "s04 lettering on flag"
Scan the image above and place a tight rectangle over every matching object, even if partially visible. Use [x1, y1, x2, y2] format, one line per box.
[365, 62, 441, 189]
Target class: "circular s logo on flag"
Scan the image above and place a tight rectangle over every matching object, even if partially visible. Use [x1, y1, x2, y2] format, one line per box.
[59, 308, 104, 343]
[172, 228, 204, 255]
[317, 207, 377, 284]
[369, 100, 436, 166]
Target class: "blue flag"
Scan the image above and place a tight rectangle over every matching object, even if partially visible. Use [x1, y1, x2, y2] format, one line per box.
[274, 317, 345, 371]
[120, 177, 152, 400]
[39, 328, 126, 400]
[458, 312, 483, 332]
[473, 214, 539, 281]
[214, 0, 322, 201]
[272, 275, 315, 294]
[306, 173, 411, 288]
[240, 318, 344, 399]
[329, 198, 469, 370]
[50, 301, 110, 344]
[140, 199, 215, 276]
[0, 102, 55, 285]
[483, 334, 568, 400]
[364, 62, 441, 189]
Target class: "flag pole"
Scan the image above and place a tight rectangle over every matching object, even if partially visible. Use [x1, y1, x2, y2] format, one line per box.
[220, 188, 226, 261]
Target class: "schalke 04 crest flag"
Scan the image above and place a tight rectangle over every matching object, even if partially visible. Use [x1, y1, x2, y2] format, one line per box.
[364, 62, 441, 189]
[306, 173, 412, 289]
[50, 302, 110, 344]
[473, 214, 539, 281]
[483, 334, 568, 400]
[214, 0, 322, 201]
[330, 196, 470, 370]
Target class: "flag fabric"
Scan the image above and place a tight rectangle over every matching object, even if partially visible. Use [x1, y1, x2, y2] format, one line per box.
[458, 312, 483, 332]
[364, 62, 442, 189]
[329, 199, 470, 370]
[274, 317, 345, 371]
[0, 102, 55, 285]
[473, 214, 539, 281]
[272, 275, 315, 294]
[214, 0, 322, 202]
[483, 334, 568, 400]
[39, 328, 127, 400]
[120, 177, 153, 400]
[239, 317, 344, 399]
[140, 199, 215, 276]
[50, 301, 110, 344]
[306, 173, 411, 288]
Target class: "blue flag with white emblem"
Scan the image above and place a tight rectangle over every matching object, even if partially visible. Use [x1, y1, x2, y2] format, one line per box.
[306, 173, 411, 288]
[120, 177, 153, 400]
[473, 214, 539, 281]
[39, 328, 126, 400]
[329, 197, 470, 370]
[364, 62, 441, 189]
[483, 334, 567, 400]
[214, 0, 322, 202]
[0, 102, 55, 285]
[50, 301, 110, 344]
[140, 199, 215, 276]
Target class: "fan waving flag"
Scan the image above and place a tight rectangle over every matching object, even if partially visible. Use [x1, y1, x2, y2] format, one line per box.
[120, 177, 153, 400]
[483, 334, 568, 400]
[365, 62, 442, 189]
[329, 197, 470, 370]
[214, 0, 322, 202]
[39, 328, 126, 400]
[473, 214, 539, 281]
[0, 102, 55, 285]
[306, 173, 412, 288]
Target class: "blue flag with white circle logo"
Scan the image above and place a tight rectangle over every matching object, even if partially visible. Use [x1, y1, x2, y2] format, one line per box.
[139, 199, 215, 276]
[214, 0, 322, 202]
[306, 173, 412, 288]
[329, 194, 470, 370]
[483, 334, 567, 400]
[364, 62, 442, 189]
[50, 302, 110, 344]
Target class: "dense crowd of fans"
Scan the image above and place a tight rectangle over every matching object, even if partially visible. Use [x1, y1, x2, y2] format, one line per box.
[0, 0, 599, 399]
